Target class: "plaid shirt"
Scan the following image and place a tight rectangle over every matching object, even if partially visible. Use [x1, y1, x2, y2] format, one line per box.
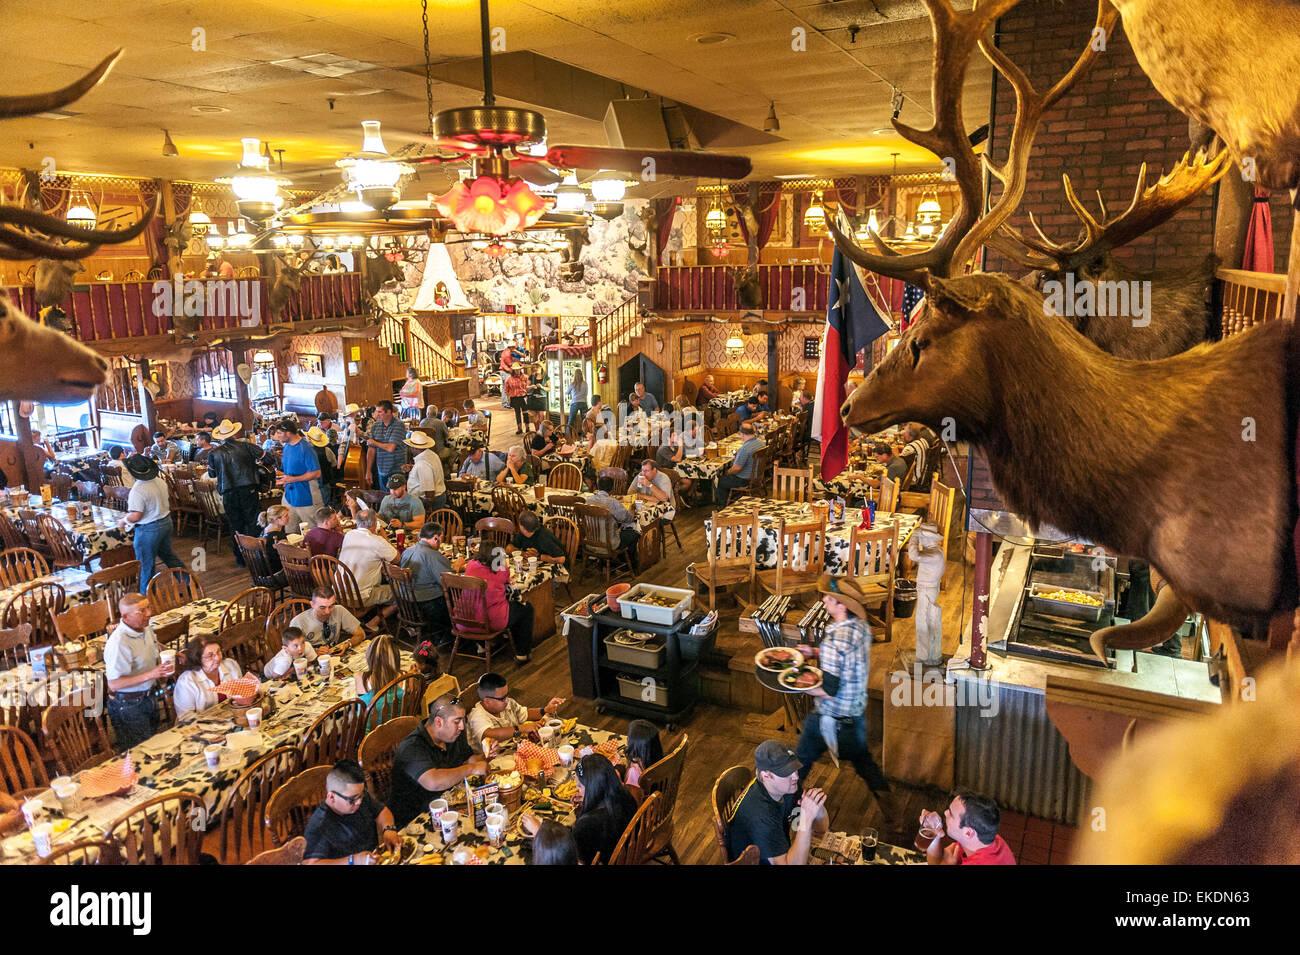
[816, 615, 871, 718]
[367, 417, 409, 475]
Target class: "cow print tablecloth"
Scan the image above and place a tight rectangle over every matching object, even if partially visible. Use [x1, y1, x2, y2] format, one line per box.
[470, 487, 671, 529]
[3, 503, 133, 558]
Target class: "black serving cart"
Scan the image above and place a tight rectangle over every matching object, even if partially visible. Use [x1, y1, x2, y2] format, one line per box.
[585, 595, 714, 730]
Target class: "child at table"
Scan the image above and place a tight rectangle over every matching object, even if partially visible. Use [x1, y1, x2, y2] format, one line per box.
[264, 625, 318, 679]
[621, 719, 664, 789]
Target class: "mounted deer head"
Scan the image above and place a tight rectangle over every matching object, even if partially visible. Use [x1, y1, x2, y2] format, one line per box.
[163, 216, 193, 261]
[269, 254, 306, 316]
[363, 251, 404, 299]
[729, 264, 762, 309]
[34, 259, 81, 307]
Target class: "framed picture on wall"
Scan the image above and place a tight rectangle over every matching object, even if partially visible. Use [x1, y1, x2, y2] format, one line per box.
[680, 333, 702, 369]
[296, 353, 324, 377]
[804, 337, 820, 360]
[347, 361, 359, 377]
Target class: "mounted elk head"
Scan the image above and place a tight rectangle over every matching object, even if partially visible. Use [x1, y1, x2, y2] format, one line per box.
[0, 50, 158, 402]
[730, 264, 762, 309]
[363, 251, 405, 299]
[163, 216, 193, 262]
[34, 259, 81, 307]
[269, 254, 306, 317]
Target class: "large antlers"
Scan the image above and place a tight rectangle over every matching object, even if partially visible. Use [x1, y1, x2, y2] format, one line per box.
[828, 0, 1119, 282]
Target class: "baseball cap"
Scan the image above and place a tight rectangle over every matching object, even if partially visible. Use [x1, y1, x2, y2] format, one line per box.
[754, 740, 800, 777]
[386, 473, 407, 490]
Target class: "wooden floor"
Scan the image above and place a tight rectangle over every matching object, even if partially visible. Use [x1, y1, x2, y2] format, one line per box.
[185, 412, 1065, 864]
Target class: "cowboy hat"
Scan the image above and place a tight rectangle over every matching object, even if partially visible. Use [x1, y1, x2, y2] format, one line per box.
[403, 431, 435, 450]
[236, 363, 253, 385]
[816, 574, 868, 618]
[304, 425, 329, 448]
[124, 454, 159, 481]
[343, 402, 361, 416]
[212, 419, 242, 440]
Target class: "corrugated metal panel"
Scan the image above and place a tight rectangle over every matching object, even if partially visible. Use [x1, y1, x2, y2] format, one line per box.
[954, 675, 1091, 824]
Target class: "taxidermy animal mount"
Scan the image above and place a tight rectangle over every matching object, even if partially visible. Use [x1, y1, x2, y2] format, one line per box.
[363, 251, 405, 299]
[559, 227, 589, 283]
[0, 50, 156, 402]
[35, 259, 81, 307]
[269, 254, 306, 318]
[730, 264, 762, 309]
[828, 0, 1298, 655]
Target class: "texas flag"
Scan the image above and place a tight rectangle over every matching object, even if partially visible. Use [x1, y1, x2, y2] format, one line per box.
[812, 241, 890, 481]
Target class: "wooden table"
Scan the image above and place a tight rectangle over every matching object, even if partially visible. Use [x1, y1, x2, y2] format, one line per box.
[2, 503, 133, 558]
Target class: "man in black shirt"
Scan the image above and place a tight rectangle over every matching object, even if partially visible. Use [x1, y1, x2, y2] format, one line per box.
[529, 421, 557, 457]
[872, 443, 910, 483]
[725, 740, 827, 865]
[507, 510, 566, 566]
[387, 693, 492, 828]
[303, 760, 402, 865]
[205, 419, 263, 566]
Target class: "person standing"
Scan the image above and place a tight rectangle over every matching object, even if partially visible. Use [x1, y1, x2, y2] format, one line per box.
[103, 593, 174, 750]
[403, 431, 446, 509]
[365, 400, 408, 490]
[399, 367, 423, 421]
[272, 420, 322, 531]
[304, 425, 338, 504]
[204, 419, 262, 566]
[121, 455, 186, 594]
[504, 367, 529, 435]
[567, 367, 588, 432]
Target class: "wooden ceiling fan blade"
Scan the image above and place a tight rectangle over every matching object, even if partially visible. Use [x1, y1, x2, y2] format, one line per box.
[510, 161, 561, 186]
[544, 146, 751, 180]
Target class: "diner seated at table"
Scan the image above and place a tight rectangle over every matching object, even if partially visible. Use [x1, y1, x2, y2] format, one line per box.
[872, 443, 909, 483]
[401, 521, 453, 640]
[303, 759, 402, 865]
[716, 422, 763, 508]
[31, 429, 57, 466]
[529, 819, 580, 865]
[458, 442, 502, 483]
[507, 510, 566, 566]
[735, 395, 768, 423]
[920, 792, 1018, 865]
[632, 382, 658, 415]
[404, 432, 446, 509]
[583, 396, 611, 444]
[529, 421, 557, 457]
[264, 625, 319, 679]
[379, 474, 425, 532]
[146, 430, 182, 464]
[305, 506, 345, 558]
[104, 593, 174, 750]
[466, 671, 565, 750]
[175, 636, 260, 720]
[387, 692, 494, 829]
[696, 374, 721, 405]
[621, 720, 663, 788]
[461, 400, 488, 429]
[258, 504, 291, 585]
[496, 445, 535, 485]
[192, 430, 212, 466]
[589, 476, 641, 572]
[725, 740, 828, 865]
[355, 634, 404, 708]
[521, 753, 637, 866]
[633, 458, 673, 514]
[465, 538, 536, 663]
[339, 509, 399, 607]
[292, 587, 366, 652]
[418, 404, 440, 428]
[106, 445, 136, 487]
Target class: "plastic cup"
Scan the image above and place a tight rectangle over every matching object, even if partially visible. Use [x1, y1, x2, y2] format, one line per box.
[245, 707, 263, 730]
[439, 810, 460, 843]
[485, 802, 506, 818]
[300, 522, 309, 535]
[50, 775, 72, 790]
[31, 823, 53, 859]
[862, 827, 879, 862]
[528, 556, 538, 574]
[318, 654, 332, 677]
[915, 827, 939, 852]
[428, 798, 448, 823]
[54, 783, 80, 814]
[21, 799, 43, 828]
[292, 658, 309, 680]
[557, 744, 574, 766]
[485, 813, 506, 847]
[159, 649, 176, 672]
[204, 745, 221, 769]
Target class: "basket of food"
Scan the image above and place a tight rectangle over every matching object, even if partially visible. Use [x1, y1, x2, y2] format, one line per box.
[618, 584, 694, 625]
[1028, 583, 1106, 622]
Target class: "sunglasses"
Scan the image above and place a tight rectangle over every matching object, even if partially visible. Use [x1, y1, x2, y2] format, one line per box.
[330, 790, 364, 806]
[431, 694, 461, 718]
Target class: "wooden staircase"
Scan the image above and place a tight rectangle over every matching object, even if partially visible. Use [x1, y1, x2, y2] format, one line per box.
[592, 293, 648, 371]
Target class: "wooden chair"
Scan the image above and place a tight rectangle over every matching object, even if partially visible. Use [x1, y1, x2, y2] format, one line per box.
[0, 547, 49, 588]
[194, 483, 226, 550]
[846, 524, 900, 642]
[265, 598, 311, 649]
[609, 443, 632, 474]
[606, 790, 661, 865]
[35, 839, 123, 866]
[692, 507, 759, 610]
[383, 562, 435, 652]
[299, 698, 366, 768]
[927, 479, 958, 562]
[362, 671, 425, 730]
[308, 555, 375, 624]
[94, 543, 137, 569]
[421, 672, 460, 721]
[0, 512, 27, 551]
[266, 765, 331, 847]
[427, 508, 463, 539]
[444, 478, 479, 518]
[772, 465, 814, 503]
[442, 572, 510, 675]
[1, 581, 66, 649]
[104, 485, 132, 513]
[491, 486, 527, 523]
[755, 517, 827, 604]
[711, 764, 755, 863]
[655, 467, 686, 553]
[728, 844, 760, 865]
[598, 466, 629, 496]
[0, 623, 32, 670]
[234, 533, 285, 599]
[16, 508, 50, 556]
[737, 445, 775, 500]
[218, 616, 270, 675]
[638, 733, 689, 864]
[172, 479, 205, 537]
[220, 586, 274, 630]
[88, 561, 140, 622]
[636, 522, 663, 573]
[275, 541, 315, 598]
[245, 835, 306, 865]
[43, 704, 114, 775]
[146, 567, 203, 612]
[110, 791, 205, 865]
[153, 614, 191, 650]
[474, 516, 515, 549]
[542, 516, 580, 597]
[0, 725, 49, 793]
[359, 715, 420, 803]
[543, 493, 585, 523]
[573, 503, 634, 583]
[218, 746, 304, 863]
[53, 598, 112, 645]
[36, 517, 85, 570]
[878, 475, 901, 513]
[547, 462, 583, 491]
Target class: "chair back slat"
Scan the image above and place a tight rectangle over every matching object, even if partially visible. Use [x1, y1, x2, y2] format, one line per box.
[308, 555, 366, 615]
[266, 765, 332, 846]
[0, 547, 49, 588]
[299, 698, 366, 768]
[0, 724, 49, 792]
[492, 486, 527, 522]
[220, 586, 274, 630]
[275, 541, 315, 598]
[878, 475, 901, 513]
[546, 462, 583, 491]
[637, 733, 689, 860]
[606, 791, 661, 865]
[110, 791, 204, 865]
[427, 508, 463, 539]
[598, 466, 629, 496]
[218, 746, 304, 863]
[235, 533, 282, 591]
[473, 516, 514, 549]
[363, 671, 425, 732]
[441, 572, 495, 635]
[1, 581, 66, 648]
[265, 598, 311, 649]
[43, 704, 113, 775]
[771, 466, 813, 503]
[35, 839, 123, 866]
[710, 764, 754, 862]
[707, 507, 759, 569]
[87, 561, 140, 622]
[358, 715, 420, 803]
[573, 504, 618, 558]
[53, 599, 112, 645]
[0, 623, 33, 670]
[145, 568, 204, 613]
[927, 480, 956, 558]
[542, 516, 580, 570]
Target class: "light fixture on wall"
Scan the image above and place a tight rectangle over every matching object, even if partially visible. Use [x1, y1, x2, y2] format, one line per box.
[590, 200, 624, 220]
[725, 329, 744, 356]
[763, 101, 780, 132]
[916, 189, 942, 237]
[252, 349, 275, 366]
[854, 207, 882, 243]
[803, 189, 827, 235]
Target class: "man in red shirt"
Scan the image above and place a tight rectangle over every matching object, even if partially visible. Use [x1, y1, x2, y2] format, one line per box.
[920, 791, 1017, 865]
[304, 506, 345, 558]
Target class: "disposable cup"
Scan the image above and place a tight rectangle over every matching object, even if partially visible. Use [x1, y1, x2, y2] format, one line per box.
[292, 658, 309, 679]
[428, 798, 448, 823]
[31, 823, 53, 858]
[318, 654, 332, 677]
[485, 802, 506, 818]
[557, 744, 574, 766]
[439, 810, 460, 843]
[21, 799, 43, 828]
[245, 707, 263, 729]
[528, 557, 538, 573]
[485, 813, 506, 846]
[204, 745, 221, 769]
[54, 783, 81, 814]
[160, 649, 176, 671]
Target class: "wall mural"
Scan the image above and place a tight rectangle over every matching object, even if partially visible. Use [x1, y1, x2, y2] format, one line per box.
[449, 201, 651, 315]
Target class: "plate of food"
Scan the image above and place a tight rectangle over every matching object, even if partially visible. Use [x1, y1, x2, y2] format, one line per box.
[777, 663, 823, 692]
[754, 646, 804, 672]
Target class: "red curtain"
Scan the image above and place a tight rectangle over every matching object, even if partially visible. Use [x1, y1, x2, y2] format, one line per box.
[755, 183, 780, 250]
[654, 196, 680, 264]
[1242, 188, 1274, 272]
[138, 180, 167, 272]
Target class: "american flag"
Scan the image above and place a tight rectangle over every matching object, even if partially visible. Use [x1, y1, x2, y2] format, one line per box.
[901, 283, 925, 332]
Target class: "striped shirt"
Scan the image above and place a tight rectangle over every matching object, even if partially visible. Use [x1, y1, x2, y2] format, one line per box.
[816, 615, 871, 719]
[367, 418, 409, 476]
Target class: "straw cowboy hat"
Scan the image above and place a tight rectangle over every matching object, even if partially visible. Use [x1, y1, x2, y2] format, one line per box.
[212, 419, 242, 440]
[816, 574, 869, 618]
[343, 403, 361, 416]
[304, 425, 330, 448]
[404, 431, 435, 450]
[123, 454, 159, 481]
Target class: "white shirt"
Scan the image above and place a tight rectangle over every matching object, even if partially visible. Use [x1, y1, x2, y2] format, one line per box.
[104, 621, 160, 691]
[174, 659, 241, 719]
[263, 642, 319, 679]
[127, 476, 170, 525]
[407, 449, 445, 497]
[339, 528, 398, 599]
[467, 698, 530, 751]
[289, 606, 361, 647]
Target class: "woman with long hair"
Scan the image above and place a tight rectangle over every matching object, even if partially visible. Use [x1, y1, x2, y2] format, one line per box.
[622, 720, 664, 788]
[399, 366, 423, 420]
[522, 753, 636, 864]
[355, 634, 404, 720]
[566, 367, 588, 432]
[530, 819, 580, 865]
[258, 504, 291, 583]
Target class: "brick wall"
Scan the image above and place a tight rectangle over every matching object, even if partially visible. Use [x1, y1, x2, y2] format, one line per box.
[984, 0, 1293, 275]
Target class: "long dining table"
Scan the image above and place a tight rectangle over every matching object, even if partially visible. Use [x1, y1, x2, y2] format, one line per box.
[2, 502, 134, 558]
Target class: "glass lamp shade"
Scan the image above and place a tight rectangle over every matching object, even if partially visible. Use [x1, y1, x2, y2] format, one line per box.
[240, 137, 265, 169]
[360, 120, 387, 155]
[917, 195, 942, 218]
[725, 334, 744, 355]
[252, 349, 274, 365]
[804, 191, 827, 232]
[552, 174, 587, 213]
[187, 209, 211, 234]
[435, 175, 547, 235]
[704, 203, 726, 231]
[66, 203, 97, 228]
[589, 172, 626, 202]
[867, 208, 880, 233]
[591, 200, 623, 220]
[205, 231, 225, 250]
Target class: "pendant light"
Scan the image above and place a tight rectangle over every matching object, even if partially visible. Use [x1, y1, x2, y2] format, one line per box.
[589, 171, 626, 202]
[66, 191, 97, 229]
[803, 189, 827, 234]
[336, 120, 414, 213]
[553, 172, 586, 213]
[220, 137, 290, 224]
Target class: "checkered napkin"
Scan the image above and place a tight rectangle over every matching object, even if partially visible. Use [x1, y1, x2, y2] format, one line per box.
[213, 677, 258, 699]
[82, 754, 137, 798]
[514, 740, 558, 774]
[593, 738, 622, 764]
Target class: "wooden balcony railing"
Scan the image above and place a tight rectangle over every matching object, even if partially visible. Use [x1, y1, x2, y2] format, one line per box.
[592, 293, 642, 366]
[653, 263, 908, 317]
[0, 272, 366, 345]
[408, 314, 458, 381]
[1217, 267, 1295, 338]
